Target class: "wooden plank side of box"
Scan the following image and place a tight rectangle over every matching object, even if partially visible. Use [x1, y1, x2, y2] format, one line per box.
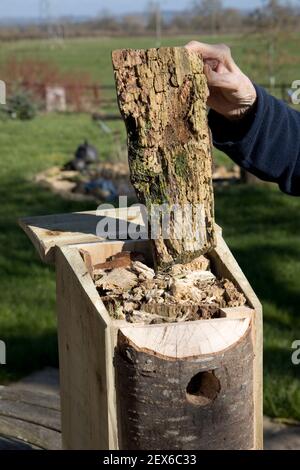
[55, 245, 118, 450]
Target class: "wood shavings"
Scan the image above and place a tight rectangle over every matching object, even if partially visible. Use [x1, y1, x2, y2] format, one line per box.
[93, 254, 247, 324]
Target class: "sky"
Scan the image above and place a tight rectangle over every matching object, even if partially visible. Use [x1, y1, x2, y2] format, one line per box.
[0, 0, 275, 19]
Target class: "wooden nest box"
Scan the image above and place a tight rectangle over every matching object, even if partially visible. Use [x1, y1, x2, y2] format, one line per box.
[20, 47, 263, 450]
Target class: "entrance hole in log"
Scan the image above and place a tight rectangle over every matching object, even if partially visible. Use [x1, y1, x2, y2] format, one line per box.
[186, 370, 220, 406]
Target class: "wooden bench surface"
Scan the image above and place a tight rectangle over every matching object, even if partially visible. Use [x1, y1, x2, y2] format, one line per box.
[0, 368, 61, 450]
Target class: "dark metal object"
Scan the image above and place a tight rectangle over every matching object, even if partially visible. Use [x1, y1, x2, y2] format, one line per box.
[75, 140, 99, 164]
[63, 140, 99, 172]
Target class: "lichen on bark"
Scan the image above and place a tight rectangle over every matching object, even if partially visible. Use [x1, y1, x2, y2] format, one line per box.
[112, 47, 216, 270]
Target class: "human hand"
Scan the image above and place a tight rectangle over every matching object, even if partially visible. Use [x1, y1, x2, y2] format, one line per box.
[185, 41, 257, 120]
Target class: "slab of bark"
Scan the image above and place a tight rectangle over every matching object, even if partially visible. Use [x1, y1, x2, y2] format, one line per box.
[112, 47, 216, 270]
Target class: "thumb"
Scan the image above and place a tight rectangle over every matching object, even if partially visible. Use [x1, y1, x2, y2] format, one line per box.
[204, 64, 239, 91]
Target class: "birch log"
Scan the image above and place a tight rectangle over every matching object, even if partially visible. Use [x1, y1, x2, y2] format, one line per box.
[112, 47, 216, 270]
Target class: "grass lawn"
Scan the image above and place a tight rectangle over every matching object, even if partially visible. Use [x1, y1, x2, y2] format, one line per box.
[0, 35, 300, 421]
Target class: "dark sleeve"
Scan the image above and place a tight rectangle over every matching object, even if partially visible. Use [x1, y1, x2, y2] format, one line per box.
[208, 84, 300, 196]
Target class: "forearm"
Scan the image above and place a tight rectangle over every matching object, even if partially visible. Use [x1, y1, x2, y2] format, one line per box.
[208, 85, 300, 196]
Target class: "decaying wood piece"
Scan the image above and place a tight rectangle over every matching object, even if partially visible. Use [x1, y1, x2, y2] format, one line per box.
[112, 47, 216, 269]
[93, 256, 247, 324]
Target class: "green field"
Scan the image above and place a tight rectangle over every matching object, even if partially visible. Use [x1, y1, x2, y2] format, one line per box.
[0, 34, 300, 422]
[1, 33, 300, 85]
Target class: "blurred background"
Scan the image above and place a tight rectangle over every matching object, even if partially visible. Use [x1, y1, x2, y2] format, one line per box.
[0, 0, 299, 424]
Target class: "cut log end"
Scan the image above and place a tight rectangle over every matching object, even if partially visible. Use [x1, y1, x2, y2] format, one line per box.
[118, 315, 251, 360]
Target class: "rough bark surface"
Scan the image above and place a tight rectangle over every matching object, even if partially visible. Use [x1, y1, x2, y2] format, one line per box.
[112, 47, 216, 270]
[115, 326, 254, 450]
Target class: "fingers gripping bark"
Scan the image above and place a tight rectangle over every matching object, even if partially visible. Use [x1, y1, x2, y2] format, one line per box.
[185, 41, 257, 119]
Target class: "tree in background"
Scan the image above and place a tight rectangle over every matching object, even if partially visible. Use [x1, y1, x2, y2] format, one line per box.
[191, 0, 223, 35]
[255, 1, 299, 33]
[0, 0, 299, 39]
[147, 1, 163, 46]
[122, 15, 145, 36]
[249, 1, 299, 87]
[221, 8, 243, 33]
[91, 9, 120, 33]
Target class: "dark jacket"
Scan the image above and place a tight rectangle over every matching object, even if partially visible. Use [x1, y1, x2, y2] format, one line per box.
[208, 85, 300, 196]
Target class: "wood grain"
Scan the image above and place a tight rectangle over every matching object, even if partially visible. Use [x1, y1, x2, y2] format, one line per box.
[0, 416, 61, 450]
[119, 316, 251, 359]
[55, 246, 118, 449]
